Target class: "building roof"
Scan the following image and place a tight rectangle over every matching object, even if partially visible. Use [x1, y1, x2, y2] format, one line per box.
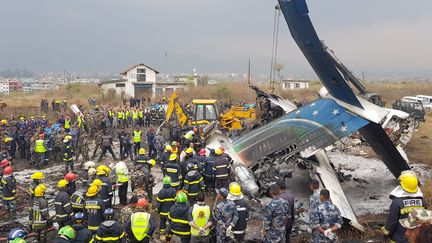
[120, 63, 159, 75]
[282, 79, 310, 83]
[98, 79, 125, 85]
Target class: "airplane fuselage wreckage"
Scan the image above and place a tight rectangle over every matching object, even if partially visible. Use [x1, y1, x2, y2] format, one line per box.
[206, 0, 414, 231]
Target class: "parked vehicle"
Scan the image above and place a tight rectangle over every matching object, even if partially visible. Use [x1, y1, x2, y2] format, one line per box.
[416, 95, 432, 110]
[392, 99, 425, 127]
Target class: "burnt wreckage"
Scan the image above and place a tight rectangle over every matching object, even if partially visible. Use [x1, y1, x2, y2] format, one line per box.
[207, 0, 415, 231]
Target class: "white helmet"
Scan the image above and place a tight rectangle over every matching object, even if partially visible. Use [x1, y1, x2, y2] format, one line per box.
[88, 168, 97, 177]
[84, 161, 96, 171]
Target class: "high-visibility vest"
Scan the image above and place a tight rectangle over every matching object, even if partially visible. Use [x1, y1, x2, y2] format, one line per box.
[131, 212, 151, 241]
[35, 139, 47, 153]
[139, 111, 144, 118]
[118, 112, 123, 119]
[133, 131, 142, 143]
[191, 204, 211, 236]
[116, 163, 129, 183]
[132, 111, 138, 119]
[77, 116, 83, 128]
[64, 120, 71, 129]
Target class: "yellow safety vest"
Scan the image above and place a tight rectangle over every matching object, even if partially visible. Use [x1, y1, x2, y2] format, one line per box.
[132, 111, 138, 119]
[116, 164, 129, 183]
[35, 139, 47, 153]
[191, 204, 210, 236]
[64, 120, 71, 129]
[77, 116, 83, 128]
[139, 111, 144, 118]
[118, 112, 123, 119]
[131, 212, 151, 241]
[133, 131, 142, 143]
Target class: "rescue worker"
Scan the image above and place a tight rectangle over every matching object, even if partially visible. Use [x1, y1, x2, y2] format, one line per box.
[84, 185, 106, 233]
[29, 171, 44, 199]
[65, 172, 78, 195]
[98, 132, 117, 162]
[214, 188, 238, 243]
[165, 154, 182, 190]
[133, 128, 142, 156]
[202, 149, 216, 194]
[160, 145, 172, 171]
[276, 179, 295, 243]
[95, 208, 125, 243]
[228, 182, 249, 242]
[55, 179, 74, 227]
[156, 176, 177, 240]
[120, 133, 134, 161]
[115, 161, 129, 205]
[30, 184, 51, 243]
[310, 189, 343, 243]
[91, 131, 103, 159]
[138, 157, 156, 202]
[183, 163, 205, 205]
[71, 212, 94, 243]
[262, 184, 290, 243]
[54, 225, 76, 243]
[70, 187, 86, 214]
[63, 137, 75, 172]
[309, 179, 321, 238]
[0, 159, 10, 179]
[75, 133, 90, 165]
[381, 170, 427, 243]
[96, 165, 113, 208]
[2, 166, 16, 211]
[125, 198, 156, 243]
[146, 128, 156, 158]
[64, 116, 72, 132]
[213, 149, 230, 190]
[130, 162, 151, 200]
[134, 148, 148, 166]
[34, 133, 47, 168]
[189, 193, 213, 243]
[399, 209, 432, 243]
[168, 192, 191, 243]
[82, 161, 96, 187]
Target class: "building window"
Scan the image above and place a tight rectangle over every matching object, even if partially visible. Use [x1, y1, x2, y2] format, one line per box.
[128, 73, 137, 79]
[285, 83, 290, 89]
[115, 83, 125, 87]
[137, 68, 146, 73]
[295, 83, 301, 88]
[137, 74, 146, 81]
[156, 88, 163, 94]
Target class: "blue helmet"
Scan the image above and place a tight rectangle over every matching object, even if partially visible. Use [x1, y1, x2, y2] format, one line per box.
[103, 208, 115, 220]
[73, 212, 85, 222]
[7, 228, 27, 242]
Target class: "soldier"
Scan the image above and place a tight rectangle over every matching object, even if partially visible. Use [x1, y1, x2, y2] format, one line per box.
[399, 209, 432, 243]
[29, 171, 44, 199]
[183, 163, 205, 205]
[262, 184, 290, 243]
[125, 198, 156, 243]
[75, 133, 90, 167]
[168, 192, 191, 243]
[277, 179, 295, 243]
[1, 166, 16, 212]
[30, 184, 51, 243]
[227, 182, 249, 242]
[381, 171, 427, 243]
[310, 189, 343, 243]
[95, 208, 125, 243]
[98, 131, 117, 162]
[62, 137, 75, 172]
[91, 131, 103, 159]
[139, 157, 156, 202]
[84, 185, 106, 234]
[214, 188, 238, 243]
[189, 193, 213, 243]
[55, 179, 74, 227]
[165, 154, 182, 190]
[309, 179, 321, 237]
[156, 176, 177, 240]
[213, 149, 230, 190]
[82, 161, 96, 187]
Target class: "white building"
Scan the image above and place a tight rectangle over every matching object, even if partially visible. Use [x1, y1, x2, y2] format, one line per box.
[281, 80, 310, 90]
[99, 63, 159, 98]
[0, 82, 9, 94]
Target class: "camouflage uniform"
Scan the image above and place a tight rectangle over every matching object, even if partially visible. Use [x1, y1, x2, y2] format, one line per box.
[91, 131, 103, 159]
[309, 190, 321, 231]
[76, 134, 90, 167]
[213, 199, 239, 243]
[310, 200, 343, 243]
[119, 205, 140, 225]
[263, 197, 290, 243]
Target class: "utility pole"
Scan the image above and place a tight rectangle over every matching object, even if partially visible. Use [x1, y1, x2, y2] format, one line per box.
[269, 4, 281, 91]
[164, 51, 168, 80]
[248, 58, 251, 86]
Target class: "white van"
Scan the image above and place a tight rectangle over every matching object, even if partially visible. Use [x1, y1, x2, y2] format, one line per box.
[416, 95, 432, 110]
[402, 96, 424, 104]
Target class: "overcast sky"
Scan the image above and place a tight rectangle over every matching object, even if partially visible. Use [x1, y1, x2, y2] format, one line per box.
[1, 0, 431, 78]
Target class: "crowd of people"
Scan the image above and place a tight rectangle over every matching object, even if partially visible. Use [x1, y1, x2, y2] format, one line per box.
[0, 97, 431, 243]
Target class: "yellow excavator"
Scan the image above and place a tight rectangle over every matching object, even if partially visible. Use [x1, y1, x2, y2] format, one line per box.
[164, 92, 255, 131]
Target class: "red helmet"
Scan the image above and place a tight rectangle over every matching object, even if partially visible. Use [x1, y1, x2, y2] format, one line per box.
[39, 133, 45, 139]
[137, 198, 149, 208]
[3, 166, 13, 175]
[219, 146, 225, 153]
[64, 172, 77, 182]
[198, 149, 206, 156]
[0, 159, 10, 168]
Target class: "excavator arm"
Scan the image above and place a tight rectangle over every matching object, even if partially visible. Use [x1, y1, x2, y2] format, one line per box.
[165, 92, 189, 126]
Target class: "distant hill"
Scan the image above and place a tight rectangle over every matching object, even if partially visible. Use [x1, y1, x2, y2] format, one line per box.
[0, 69, 34, 78]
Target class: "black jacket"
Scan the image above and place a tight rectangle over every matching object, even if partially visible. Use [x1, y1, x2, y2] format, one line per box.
[183, 170, 205, 197]
[71, 224, 94, 243]
[84, 196, 106, 231]
[213, 157, 230, 179]
[233, 198, 249, 234]
[156, 184, 177, 217]
[54, 189, 73, 221]
[169, 202, 191, 237]
[95, 220, 125, 243]
[97, 175, 113, 206]
[1, 175, 16, 200]
[164, 162, 181, 185]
